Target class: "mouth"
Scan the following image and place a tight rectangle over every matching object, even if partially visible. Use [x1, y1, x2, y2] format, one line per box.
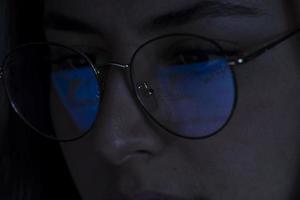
[112, 191, 187, 200]
[131, 191, 177, 200]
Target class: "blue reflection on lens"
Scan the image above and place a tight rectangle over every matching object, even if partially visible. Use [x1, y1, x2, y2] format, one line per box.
[158, 59, 235, 137]
[51, 67, 100, 132]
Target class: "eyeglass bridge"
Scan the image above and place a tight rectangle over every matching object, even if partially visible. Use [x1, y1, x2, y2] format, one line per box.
[107, 63, 129, 69]
[98, 63, 154, 97]
[95, 62, 129, 74]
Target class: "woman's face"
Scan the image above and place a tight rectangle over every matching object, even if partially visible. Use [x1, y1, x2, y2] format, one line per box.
[45, 0, 300, 199]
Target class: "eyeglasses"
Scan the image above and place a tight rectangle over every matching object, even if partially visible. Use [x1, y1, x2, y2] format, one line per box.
[1, 29, 300, 142]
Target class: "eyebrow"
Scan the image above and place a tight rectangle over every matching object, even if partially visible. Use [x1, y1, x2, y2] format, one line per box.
[44, 12, 102, 34]
[44, 1, 262, 35]
[141, 1, 262, 33]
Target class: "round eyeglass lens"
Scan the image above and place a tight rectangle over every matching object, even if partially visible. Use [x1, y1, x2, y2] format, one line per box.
[3, 43, 100, 141]
[131, 35, 236, 138]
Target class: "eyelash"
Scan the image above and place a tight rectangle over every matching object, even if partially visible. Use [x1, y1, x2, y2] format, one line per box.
[163, 48, 224, 65]
[52, 40, 240, 69]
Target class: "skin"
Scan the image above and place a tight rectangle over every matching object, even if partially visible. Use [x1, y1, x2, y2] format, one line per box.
[45, 0, 300, 199]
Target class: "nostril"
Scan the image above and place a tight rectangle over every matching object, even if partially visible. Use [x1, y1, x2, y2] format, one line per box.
[136, 150, 150, 154]
[121, 150, 152, 164]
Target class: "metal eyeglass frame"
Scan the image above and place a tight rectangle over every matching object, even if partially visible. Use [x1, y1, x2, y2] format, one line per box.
[0, 27, 300, 142]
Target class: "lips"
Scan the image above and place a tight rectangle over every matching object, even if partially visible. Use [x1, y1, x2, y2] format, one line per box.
[111, 190, 210, 200]
[122, 191, 186, 200]
[131, 191, 168, 200]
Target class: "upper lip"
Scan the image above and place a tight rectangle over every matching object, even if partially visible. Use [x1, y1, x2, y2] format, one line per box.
[119, 191, 186, 200]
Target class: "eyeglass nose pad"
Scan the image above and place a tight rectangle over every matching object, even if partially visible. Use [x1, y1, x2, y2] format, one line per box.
[137, 82, 154, 96]
[136, 82, 158, 110]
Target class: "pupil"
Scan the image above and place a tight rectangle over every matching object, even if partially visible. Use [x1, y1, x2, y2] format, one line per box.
[181, 53, 209, 64]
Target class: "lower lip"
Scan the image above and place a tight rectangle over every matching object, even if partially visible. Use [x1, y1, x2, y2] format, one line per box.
[130, 191, 177, 200]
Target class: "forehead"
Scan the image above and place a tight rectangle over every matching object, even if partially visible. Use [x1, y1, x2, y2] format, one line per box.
[45, 0, 198, 16]
[44, 0, 219, 41]
[44, 0, 194, 25]
[44, 0, 269, 37]
[44, 0, 275, 15]
[44, 0, 290, 50]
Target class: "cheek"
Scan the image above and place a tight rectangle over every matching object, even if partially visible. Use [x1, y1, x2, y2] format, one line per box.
[233, 48, 300, 137]
[175, 52, 300, 198]
[58, 138, 116, 200]
[50, 87, 81, 140]
[178, 130, 299, 199]
[175, 54, 300, 198]
[50, 89, 116, 199]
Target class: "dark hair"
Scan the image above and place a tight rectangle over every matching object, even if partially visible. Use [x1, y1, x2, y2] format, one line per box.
[0, 0, 80, 199]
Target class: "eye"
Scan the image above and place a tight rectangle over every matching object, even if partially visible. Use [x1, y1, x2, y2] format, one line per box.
[51, 46, 112, 70]
[51, 54, 89, 69]
[175, 50, 209, 64]
[165, 49, 222, 66]
[73, 46, 112, 68]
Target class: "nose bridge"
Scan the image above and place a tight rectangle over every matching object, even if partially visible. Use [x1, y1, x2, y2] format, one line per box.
[92, 68, 164, 165]
[107, 29, 148, 66]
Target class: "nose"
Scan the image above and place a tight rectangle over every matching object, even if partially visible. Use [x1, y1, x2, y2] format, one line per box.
[92, 68, 165, 165]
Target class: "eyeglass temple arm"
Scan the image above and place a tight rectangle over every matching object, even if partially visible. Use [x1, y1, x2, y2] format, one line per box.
[229, 27, 300, 66]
